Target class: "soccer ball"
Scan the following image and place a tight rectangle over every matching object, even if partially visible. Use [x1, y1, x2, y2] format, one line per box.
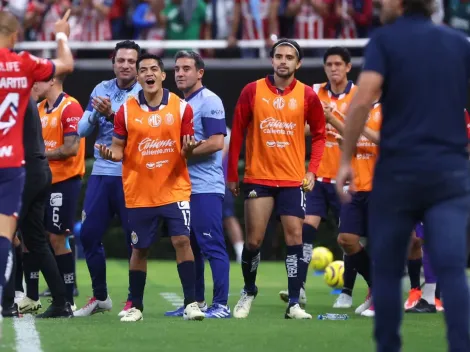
[309, 246, 333, 271]
[324, 260, 345, 288]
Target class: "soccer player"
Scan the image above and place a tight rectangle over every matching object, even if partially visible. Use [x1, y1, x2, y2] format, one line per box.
[0, 10, 74, 321]
[326, 100, 382, 317]
[97, 53, 206, 322]
[279, 47, 358, 309]
[75, 40, 142, 317]
[227, 38, 326, 319]
[164, 50, 230, 319]
[336, 0, 470, 350]
[18, 74, 85, 313]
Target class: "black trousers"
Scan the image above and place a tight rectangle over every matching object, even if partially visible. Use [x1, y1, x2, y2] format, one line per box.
[3, 168, 66, 306]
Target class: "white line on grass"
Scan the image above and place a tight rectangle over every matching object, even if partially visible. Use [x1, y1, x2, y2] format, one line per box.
[160, 292, 184, 307]
[13, 315, 43, 352]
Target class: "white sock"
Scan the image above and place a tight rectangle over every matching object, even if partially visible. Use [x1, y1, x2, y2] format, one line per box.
[422, 283, 436, 305]
[234, 242, 244, 263]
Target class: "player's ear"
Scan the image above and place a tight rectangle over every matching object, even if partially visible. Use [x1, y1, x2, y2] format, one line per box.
[161, 71, 166, 82]
[346, 62, 352, 73]
[198, 68, 204, 80]
[296, 59, 302, 70]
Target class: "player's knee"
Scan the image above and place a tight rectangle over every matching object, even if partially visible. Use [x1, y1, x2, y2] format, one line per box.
[171, 235, 191, 251]
[131, 247, 149, 261]
[49, 233, 66, 253]
[408, 235, 422, 259]
[337, 233, 360, 254]
[245, 238, 262, 251]
[304, 215, 320, 229]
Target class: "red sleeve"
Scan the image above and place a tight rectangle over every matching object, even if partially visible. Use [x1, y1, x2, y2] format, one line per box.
[304, 86, 326, 174]
[227, 82, 256, 183]
[113, 105, 127, 139]
[61, 101, 83, 136]
[180, 103, 194, 137]
[352, 0, 372, 26]
[465, 109, 470, 139]
[19, 51, 55, 82]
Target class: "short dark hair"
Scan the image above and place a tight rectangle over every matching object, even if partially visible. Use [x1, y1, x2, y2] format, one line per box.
[137, 53, 165, 71]
[54, 73, 67, 84]
[112, 40, 141, 64]
[174, 50, 205, 70]
[323, 47, 351, 64]
[270, 38, 303, 61]
[403, 0, 434, 17]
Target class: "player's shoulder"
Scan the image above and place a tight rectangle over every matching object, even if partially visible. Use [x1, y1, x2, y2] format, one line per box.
[201, 88, 223, 104]
[312, 82, 327, 94]
[94, 78, 117, 93]
[240, 81, 258, 95]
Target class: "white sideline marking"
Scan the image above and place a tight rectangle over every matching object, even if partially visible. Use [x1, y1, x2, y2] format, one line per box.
[160, 292, 184, 307]
[13, 314, 43, 352]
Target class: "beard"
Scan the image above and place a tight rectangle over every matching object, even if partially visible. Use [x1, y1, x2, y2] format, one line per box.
[275, 67, 295, 79]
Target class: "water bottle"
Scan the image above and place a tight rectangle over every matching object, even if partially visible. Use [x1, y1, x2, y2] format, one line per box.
[317, 313, 349, 320]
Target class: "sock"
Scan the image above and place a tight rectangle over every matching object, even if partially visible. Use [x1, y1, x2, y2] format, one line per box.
[68, 236, 78, 290]
[422, 247, 437, 284]
[233, 242, 244, 263]
[241, 247, 260, 294]
[435, 281, 441, 300]
[14, 245, 23, 292]
[23, 253, 40, 301]
[422, 283, 436, 305]
[55, 253, 75, 305]
[177, 261, 196, 306]
[2, 245, 15, 308]
[129, 270, 146, 311]
[341, 254, 357, 296]
[298, 224, 316, 288]
[0, 237, 12, 306]
[33, 249, 66, 306]
[349, 248, 372, 287]
[286, 244, 303, 304]
[407, 258, 422, 289]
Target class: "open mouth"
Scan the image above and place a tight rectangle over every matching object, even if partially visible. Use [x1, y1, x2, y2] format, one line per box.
[146, 78, 156, 85]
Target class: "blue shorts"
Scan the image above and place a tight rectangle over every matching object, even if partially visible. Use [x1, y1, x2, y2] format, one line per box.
[127, 201, 191, 249]
[0, 167, 25, 217]
[243, 183, 306, 219]
[223, 187, 235, 219]
[415, 222, 424, 239]
[339, 191, 370, 237]
[45, 176, 82, 234]
[306, 181, 341, 223]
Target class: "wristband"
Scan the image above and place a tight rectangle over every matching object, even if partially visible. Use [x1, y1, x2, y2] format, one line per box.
[55, 32, 68, 42]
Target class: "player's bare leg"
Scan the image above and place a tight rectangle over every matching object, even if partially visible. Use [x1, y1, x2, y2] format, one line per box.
[404, 232, 423, 309]
[171, 235, 205, 321]
[281, 215, 312, 319]
[233, 197, 274, 319]
[337, 233, 373, 316]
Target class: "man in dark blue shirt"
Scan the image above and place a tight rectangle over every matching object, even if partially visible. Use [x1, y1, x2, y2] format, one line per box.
[336, 0, 470, 351]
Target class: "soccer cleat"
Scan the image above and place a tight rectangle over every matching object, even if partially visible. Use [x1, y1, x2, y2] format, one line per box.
[120, 307, 143, 322]
[183, 302, 205, 321]
[118, 300, 132, 317]
[233, 290, 257, 319]
[165, 302, 207, 317]
[2, 303, 20, 318]
[205, 304, 231, 319]
[404, 288, 422, 310]
[14, 291, 25, 305]
[355, 289, 372, 314]
[36, 302, 74, 319]
[278, 287, 307, 306]
[18, 297, 42, 314]
[74, 296, 113, 317]
[361, 304, 375, 317]
[435, 298, 444, 312]
[285, 303, 312, 319]
[333, 293, 353, 308]
[405, 298, 436, 313]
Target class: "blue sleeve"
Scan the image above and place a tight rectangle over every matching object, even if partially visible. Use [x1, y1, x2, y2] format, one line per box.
[103, 0, 114, 6]
[363, 31, 387, 77]
[133, 4, 155, 30]
[78, 86, 99, 137]
[201, 96, 227, 137]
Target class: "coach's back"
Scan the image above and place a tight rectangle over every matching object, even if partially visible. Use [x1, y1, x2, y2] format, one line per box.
[365, 15, 470, 173]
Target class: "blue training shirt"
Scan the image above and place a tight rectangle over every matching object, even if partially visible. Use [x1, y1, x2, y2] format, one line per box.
[78, 78, 141, 176]
[363, 14, 470, 173]
[186, 86, 227, 195]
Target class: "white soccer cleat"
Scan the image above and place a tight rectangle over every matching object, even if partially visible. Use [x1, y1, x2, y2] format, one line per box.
[74, 296, 113, 317]
[233, 290, 255, 319]
[183, 302, 205, 321]
[361, 305, 375, 317]
[333, 293, 353, 308]
[18, 297, 42, 314]
[285, 303, 312, 319]
[355, 290, 372, 314]
[278, 287, 307, 306]
[120, 307, 143, 322]
[14, 291, 25, 305]
[118, 300, 132, 317]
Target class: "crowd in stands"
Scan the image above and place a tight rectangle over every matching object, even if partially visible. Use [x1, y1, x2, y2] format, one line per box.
[4, 0, 468, 58]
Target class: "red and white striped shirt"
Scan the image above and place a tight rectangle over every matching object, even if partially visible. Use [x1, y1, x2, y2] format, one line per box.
[236, 0, 277, 40]
[32, 0, 70, 41]
[70, 0, 112, 42]
[291, 0, 325, 39]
